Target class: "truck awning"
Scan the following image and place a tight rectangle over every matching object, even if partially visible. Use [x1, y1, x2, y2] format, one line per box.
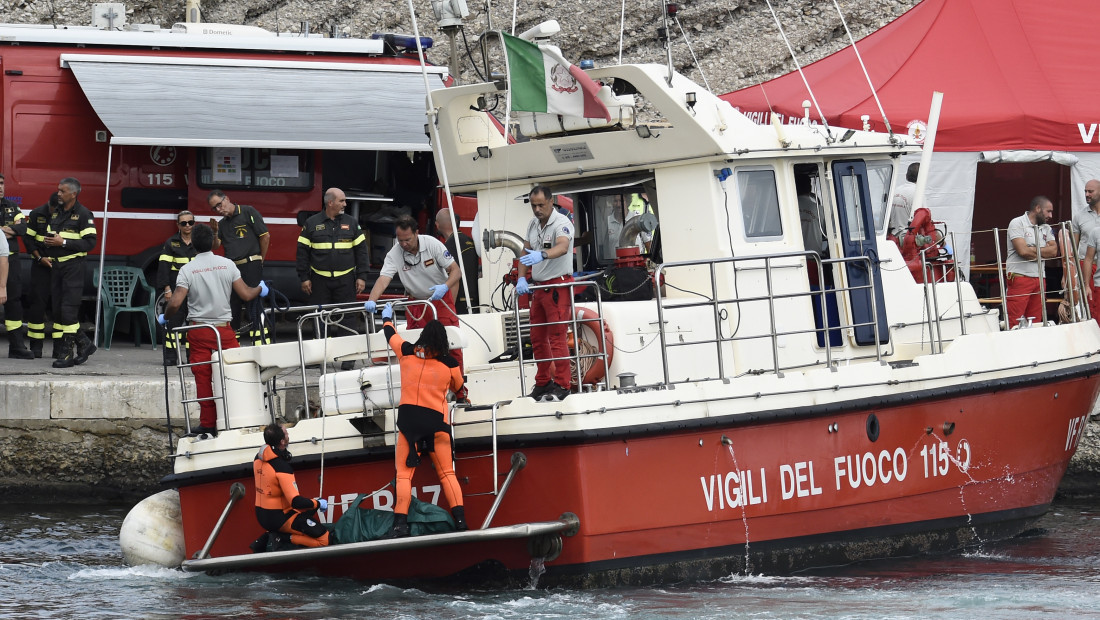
[61, 54, 446, 150]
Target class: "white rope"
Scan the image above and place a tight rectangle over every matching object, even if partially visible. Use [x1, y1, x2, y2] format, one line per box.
[673, 15, 711, 92]
[762, 0, 833, 140]
[831, 0, 893, 136]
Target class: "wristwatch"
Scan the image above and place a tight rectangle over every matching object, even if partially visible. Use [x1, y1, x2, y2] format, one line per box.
[540, 250, 548, 260]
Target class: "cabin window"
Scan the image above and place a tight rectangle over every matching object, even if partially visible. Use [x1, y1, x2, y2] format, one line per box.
[197, 148, 313, 191]
[591, 191, 651, 263]
[867, 161, 894, 234]
[835, 168, 869, 242]
[736, 168, 783, 240]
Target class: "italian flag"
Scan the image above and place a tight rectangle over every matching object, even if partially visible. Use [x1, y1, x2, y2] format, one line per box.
[500, 32, 611, 121]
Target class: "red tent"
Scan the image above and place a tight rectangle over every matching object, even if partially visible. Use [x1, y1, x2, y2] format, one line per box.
[720, 0, 1099, 153]
[722, 0, 1100, 273]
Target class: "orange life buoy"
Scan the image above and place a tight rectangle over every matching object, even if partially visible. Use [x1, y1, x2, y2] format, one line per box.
[572, 307, 614, 385]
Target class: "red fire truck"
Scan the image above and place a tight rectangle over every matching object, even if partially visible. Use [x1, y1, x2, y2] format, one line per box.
[0, 15, 468, 303]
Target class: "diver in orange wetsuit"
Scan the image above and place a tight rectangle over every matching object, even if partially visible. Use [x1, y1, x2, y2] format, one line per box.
[253, 423, 330, 548]
[379, 302, 467, 538]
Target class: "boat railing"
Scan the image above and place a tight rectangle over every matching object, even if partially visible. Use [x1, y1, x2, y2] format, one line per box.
[168, 322, 239, 435]
[966, 221, 1088, 330]
[652, 251, 883, 383]
[453, 399, 511, 497]
[511, 279, 612, 396]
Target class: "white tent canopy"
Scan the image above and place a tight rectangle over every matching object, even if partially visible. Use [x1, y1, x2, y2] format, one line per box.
[64, 54, 446, 150]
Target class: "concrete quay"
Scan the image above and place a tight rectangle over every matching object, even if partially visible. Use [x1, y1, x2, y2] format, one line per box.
[1, 337, 1099, 501]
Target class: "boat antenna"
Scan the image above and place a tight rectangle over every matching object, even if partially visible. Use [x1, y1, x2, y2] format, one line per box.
[618, 0, 626, 64]
[46, 0, 59, 28]
[485, 0, 493, 30]
[510, 0, 517, 34]
[831, 0, 894, 140]
[671, 6, 711, 92]
[762, 0, 834, 142]
[660, 0, 675, 86]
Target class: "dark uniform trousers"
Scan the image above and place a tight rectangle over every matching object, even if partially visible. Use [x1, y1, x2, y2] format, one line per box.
[51, 257, 85, 338]
[234, 260, 271, 345]
[3, 255, 24, 333]
[309, 272, 358, 337]
[26, 260, 52, 344]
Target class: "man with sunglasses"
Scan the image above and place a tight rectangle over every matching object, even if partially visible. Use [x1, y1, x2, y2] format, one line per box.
[365, 214, 466, 376]
[208, 190, 270, 345]
[156, 211, 198, 365]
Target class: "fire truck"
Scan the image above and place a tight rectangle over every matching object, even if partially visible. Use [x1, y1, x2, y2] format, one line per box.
[0, 6, 469, 305]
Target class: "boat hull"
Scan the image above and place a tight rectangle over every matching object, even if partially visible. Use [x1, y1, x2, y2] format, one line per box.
[171, 369, 1097, 585]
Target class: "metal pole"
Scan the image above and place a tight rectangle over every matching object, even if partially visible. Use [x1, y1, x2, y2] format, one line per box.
[950, 231, 967, 335]
[993, 228, 1008, 326]
[196, 482, 246, 560]
[480, 452, 526, 530]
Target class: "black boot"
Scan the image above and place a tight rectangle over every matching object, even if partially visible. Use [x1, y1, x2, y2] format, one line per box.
[381, 512, 409, 539]
[51, 337, 64, 359]
[452, 506, 468, 532]
[7, 327, 34, 360]
[163, 347, 178, 367]
[74, 330, 97, 365]
[28, 338, 43, 359]
[52, 335, 76, 368]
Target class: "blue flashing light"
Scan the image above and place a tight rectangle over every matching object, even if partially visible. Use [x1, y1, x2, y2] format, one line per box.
[579, 59, 594, 70]
[370, 33, 434, 50]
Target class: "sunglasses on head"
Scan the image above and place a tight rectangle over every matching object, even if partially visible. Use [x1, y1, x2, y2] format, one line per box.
[179, 220, 195, 226]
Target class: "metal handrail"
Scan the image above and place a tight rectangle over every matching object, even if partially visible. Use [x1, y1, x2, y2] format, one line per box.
[168, 322, 232, 435]
[652, 251, 884, 385]
[511, 279, 611, 397]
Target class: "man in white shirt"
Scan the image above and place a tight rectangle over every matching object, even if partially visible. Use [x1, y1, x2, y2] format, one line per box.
[516, 185, 576, 402]
[1005, 196, 1057, 326]
[365, 214, 464, 370]
[889, 163, 919, 239]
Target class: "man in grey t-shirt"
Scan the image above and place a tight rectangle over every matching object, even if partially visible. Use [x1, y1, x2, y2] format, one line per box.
[1005, 196, 1056, 326]
[162, 223, 266, 436]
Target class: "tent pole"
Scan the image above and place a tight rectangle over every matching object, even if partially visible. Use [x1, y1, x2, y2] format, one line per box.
[93, 143, 114, 346]
[911, 92, 943, 214]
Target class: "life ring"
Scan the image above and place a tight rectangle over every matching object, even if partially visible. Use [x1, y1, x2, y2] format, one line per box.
[571, 307, 614, 385]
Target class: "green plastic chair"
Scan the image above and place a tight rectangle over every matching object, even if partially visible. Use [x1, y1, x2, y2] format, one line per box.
[94, 266, 157, 350]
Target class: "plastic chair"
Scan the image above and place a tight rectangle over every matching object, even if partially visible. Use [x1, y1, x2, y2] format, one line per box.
[94, 266, 157, 350]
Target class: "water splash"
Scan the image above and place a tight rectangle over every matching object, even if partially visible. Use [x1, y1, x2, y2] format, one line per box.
[724, 443, 753, 575]
[528, 556, 546, 589]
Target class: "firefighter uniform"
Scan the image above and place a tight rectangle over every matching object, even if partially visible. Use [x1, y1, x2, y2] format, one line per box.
[295, 209, 368, 319]
[156, 232, 196, 363]
[41, 200, 97, 367]
[216, 203, 269, 345]
[0, 196, 32, 358]
[22, 197, 58, 358]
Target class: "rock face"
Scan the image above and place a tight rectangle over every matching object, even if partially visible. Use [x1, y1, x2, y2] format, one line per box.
[7, 0, 922, 95]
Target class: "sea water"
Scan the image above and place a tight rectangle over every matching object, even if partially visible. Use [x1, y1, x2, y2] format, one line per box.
[2, 501, 1100, 619]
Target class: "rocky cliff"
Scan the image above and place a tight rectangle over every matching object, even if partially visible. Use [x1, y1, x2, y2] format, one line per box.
[6, 0, 920, 95]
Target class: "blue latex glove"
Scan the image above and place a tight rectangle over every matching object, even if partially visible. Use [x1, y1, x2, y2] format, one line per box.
[258, 280, 269, 298]
[516, 276, 530, 295]
[157, 313, 167, 326]
[317, 498, 328, 512]
[381, 303, 394, 320]
[364, 300, 377, 313]
[429, 283, 449, 301]
[519, 248, 545, 266]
